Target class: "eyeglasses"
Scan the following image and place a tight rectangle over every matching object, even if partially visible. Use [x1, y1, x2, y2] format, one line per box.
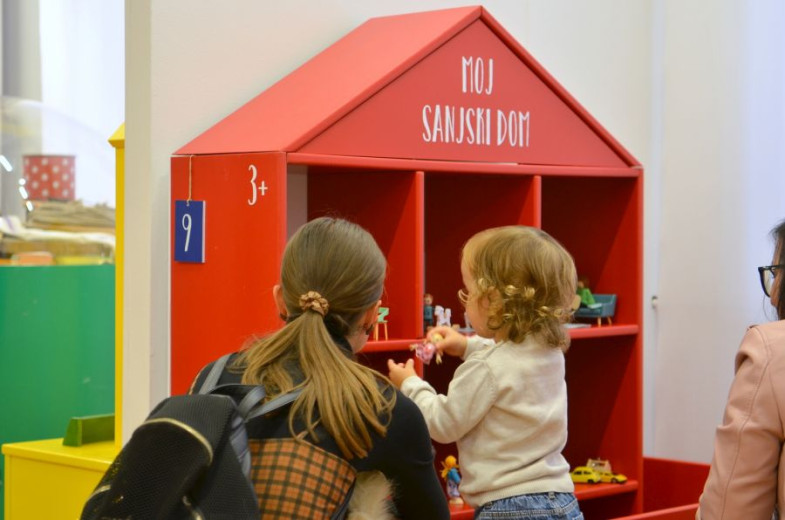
[757, 264, 784, 297]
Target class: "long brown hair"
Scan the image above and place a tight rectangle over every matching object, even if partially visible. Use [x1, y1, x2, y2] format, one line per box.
[462, 226, 577, 350]
[236, 217, 394, 459]
[772, 218, 785, 320]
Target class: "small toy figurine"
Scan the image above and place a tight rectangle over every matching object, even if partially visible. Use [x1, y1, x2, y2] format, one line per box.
[434, 305, 452, 327]
[441, 455, 464, 505]
[423, 293, 435, 334]
[576, 276, 600, 308]
[410, 333, 443, 365]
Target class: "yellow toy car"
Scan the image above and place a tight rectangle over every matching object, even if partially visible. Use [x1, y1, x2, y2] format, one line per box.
[570, 466, 602, 484]
[587, 458, 628, 484]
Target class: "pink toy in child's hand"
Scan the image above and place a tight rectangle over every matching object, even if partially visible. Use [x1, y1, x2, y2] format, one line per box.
[410, 333, 443, 365]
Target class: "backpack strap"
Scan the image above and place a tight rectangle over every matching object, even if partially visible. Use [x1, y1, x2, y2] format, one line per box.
[236, 385, 267, 416]
[196, 353, 233, 394]
[246, 387, 304, 421]
[196, 352, 304, 419]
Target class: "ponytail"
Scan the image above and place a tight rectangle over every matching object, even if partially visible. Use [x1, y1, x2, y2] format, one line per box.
[236, 218, 394, 459]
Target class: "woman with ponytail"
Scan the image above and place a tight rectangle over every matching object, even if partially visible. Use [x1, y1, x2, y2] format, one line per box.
[192, 217, 449, 520]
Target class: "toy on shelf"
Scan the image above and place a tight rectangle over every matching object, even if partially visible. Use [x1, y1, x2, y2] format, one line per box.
[441, 455, 464, 505]
[570, 465, 601, 484]
[410, 333, 443, 365]
[570, 459, 628, 485]
[434, 305, 452, 327]
[587, 458, 627, 484]
[423, 295, 463, 333]
[423, 293, 435, 334]
[576, 276, 598, 307]
[374, 306, 389, 341]
[574, 294, 617, 326]
[435, 306, 464, 331]
[573, 278, 616, 327]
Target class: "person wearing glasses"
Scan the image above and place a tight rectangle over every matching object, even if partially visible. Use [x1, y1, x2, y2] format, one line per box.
[697, 218, 785, 520]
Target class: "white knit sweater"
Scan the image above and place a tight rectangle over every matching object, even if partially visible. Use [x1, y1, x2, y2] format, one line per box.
[401, 335, 574, 508]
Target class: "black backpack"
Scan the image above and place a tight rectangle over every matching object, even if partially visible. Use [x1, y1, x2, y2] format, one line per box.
[80, 354, 303, 520]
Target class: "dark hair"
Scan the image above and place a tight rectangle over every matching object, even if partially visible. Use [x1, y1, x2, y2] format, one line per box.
[772, 218, 785, 320]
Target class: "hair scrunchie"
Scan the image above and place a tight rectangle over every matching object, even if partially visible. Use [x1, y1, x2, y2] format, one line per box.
[299, 291, 329, 317]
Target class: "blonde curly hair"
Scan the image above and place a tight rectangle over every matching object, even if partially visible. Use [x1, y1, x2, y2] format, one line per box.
[461, 226, 577, 350]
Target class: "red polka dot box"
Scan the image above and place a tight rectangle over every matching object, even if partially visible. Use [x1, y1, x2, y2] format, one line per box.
[23, 154, 76, 201]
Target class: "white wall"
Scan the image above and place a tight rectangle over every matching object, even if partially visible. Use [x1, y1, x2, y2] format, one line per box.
[652, 0, 785, 462]
[126, 0, 785, 464]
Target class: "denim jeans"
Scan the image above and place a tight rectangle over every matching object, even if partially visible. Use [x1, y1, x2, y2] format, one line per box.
[474, 492, 583, 520]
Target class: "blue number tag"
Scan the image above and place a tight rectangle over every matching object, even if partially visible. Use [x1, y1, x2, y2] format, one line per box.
[174, 200, 206, 263]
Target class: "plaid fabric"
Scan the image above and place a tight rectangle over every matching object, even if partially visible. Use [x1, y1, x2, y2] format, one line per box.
[250, 438, 356, 519]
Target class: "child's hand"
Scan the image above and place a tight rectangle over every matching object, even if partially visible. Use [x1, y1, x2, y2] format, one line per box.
[428, 326, 467, 358]
[387, 358, 417, 388]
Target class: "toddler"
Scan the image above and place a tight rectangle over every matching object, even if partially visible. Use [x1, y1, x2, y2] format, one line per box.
[388, 225, 582, 519]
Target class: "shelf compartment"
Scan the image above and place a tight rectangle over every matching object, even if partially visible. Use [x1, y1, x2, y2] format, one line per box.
[424, 173, 539, 330]
[564, 334, 642, 497]
[307, 167, 424, 340]
[541, 175, 642, 327]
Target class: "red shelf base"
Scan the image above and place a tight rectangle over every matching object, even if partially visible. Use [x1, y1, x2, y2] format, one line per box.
[449, 502, 475, 519]
[568, 324, 639, 339]
[574, 480, 639, 500]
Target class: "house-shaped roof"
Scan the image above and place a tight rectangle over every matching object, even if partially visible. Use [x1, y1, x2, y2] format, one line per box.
[177, 6, 637, 168]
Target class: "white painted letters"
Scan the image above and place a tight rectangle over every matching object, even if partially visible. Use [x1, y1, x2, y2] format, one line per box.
[247, 164, 269, 206]
[181, 213, 192, 252]
[462, 56, 494, 95]
[496, 110, 531, 147]
[422, 56, 530, 149]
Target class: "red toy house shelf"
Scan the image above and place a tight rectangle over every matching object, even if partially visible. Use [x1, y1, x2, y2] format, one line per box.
[171, 6, 648, 518]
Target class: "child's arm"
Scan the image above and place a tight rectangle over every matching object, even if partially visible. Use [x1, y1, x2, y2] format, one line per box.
[398, 357, 497, 444]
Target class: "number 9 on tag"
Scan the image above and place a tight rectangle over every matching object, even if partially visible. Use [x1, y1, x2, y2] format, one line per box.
[175, 200, 206, 263]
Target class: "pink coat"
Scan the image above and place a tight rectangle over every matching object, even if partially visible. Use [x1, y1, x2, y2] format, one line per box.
[698, 319, 785, 519]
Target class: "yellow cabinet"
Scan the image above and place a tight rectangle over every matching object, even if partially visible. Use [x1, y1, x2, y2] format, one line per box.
[3, 439, 115, 519]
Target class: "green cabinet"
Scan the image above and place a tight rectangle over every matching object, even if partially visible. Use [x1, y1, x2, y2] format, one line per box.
[0, 265, 114, 518]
